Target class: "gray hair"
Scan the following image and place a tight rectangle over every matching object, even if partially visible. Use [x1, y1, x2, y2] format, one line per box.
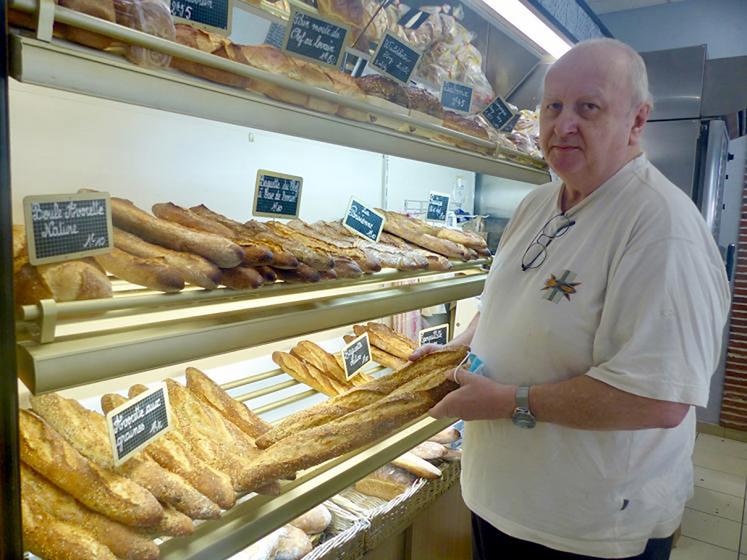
[560, 38, 654, 109]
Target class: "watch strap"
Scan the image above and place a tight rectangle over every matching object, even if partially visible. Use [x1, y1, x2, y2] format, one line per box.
[515, 385, 531, 412]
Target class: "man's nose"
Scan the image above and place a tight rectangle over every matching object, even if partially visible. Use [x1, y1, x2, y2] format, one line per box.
[554, 110, 579, 137]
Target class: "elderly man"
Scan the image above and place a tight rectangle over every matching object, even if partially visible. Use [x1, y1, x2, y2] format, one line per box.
[414, 39, 730, 559]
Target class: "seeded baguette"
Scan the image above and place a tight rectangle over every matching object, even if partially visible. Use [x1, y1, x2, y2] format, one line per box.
[343, 334, 407, 370]
[353, 323, 417, 361]
[273, 351, 348, 396]
[256, 347, 467, 449]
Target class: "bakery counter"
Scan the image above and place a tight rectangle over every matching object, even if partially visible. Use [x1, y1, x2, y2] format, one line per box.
[8, 1, 549, 184]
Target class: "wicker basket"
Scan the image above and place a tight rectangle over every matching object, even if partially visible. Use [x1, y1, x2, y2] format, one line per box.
[302, 501, 369, 560]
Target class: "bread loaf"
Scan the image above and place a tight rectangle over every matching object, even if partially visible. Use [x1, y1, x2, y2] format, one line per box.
[21, 464, 160, 560]
[259, 221, 334, 272]
[19, 410, 163, 527]
[272, 351, 347, 397]
[286, 219, 381, 273]
[428, 426, 460, 445]
[353, 323, 417, 361]
[354, 464, 416, 500]
[220, 266, 264, 290]
[59, 0, 116, 50]
[290, 504, 332, 535]
[30, 393, 220, 520]
[114, 227, 221, 289]
[240, 365, 460, 491]
[391, 451, 442, 479]
[95, 247, 185, 292]
[256, 347, 467, 449]
[409, 441, 448, 461]
[379, 232, 452, 272]
[344, 334, 407, 370]
[112, 196, 244, 268]
[256, 265, 279, 283]
[274, 264, 322, 283]
[185, 367, 271, 439]
[290, 340, 348, 384]
[101, 391, 236, 509]
[378, 209, 473, 260]
[275, 525, 313, 560]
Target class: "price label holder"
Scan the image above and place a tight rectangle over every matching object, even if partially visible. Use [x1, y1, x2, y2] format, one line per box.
[253, 170, 303, 218]
[23, 192, 113, 266]
[419, 323, 449, 346]
[343, 197, 385, 242]
[170, 0, 232, 35]
[441, 81, 473, 114]
[283, 7, 349, 68]
[370, 32, 422, 85]
[341, 331, 372, 380]
[426, 191, 450, 223]
[482, 95, 516, 132]
[106, 384, 172, 466]
[499, 113, 521, 134]
[342, 47, 375, 77]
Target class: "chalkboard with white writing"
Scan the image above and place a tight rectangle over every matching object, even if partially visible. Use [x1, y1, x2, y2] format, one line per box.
[106, 385, 171, 466]
[283, 8, 349, 68]
[342, 332, 372, 380]
[426, 192, 450, 223]
[482, 95, 516, 131]
[499, 113, 521, 133]
[343, 198, 385, 242]
[24, 192, 113, 266]
[253, 170, 303, 218]
[370, 32, 422, 85]
[170, 0, 231, 34]
[441, 81, 473, 114]
[419, 323, 449, 346]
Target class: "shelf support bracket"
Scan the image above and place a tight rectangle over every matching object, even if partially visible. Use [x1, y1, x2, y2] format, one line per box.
[38, 298, 57, 343]
[35, 0, 55, 42]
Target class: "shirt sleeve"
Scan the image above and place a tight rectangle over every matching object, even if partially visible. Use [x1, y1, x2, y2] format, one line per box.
[586, 237, 730, 407]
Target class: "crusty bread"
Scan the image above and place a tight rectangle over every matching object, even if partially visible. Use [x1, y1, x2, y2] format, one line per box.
[286, 219, 381, 273]
[274, 264, 322, 283]
[273, 351, 348, 396]
[256, 265, 279, 283]
[149, 503, 194, 537]
[353, 323, 417, 361]
[220, 266, 265, 290]
[391, 451, 442, 479]
[290, 340, 348, 384]
[354, 464, 416, 500]
[95, 247, 185, 292]
[111, 196, 244, 268]
[289, 504, 332, 535]
[379, 232, 452, 272]
[344, 334, 406, 370]
[114, 227, 221, 289]
[258, 221, 334, 272]
[101, 391, 236, 510]
[30, 393, 220, 521]
[274, 525, 313, 560]
[58, 0, 116, 51]
[21, 464, 160, 560]
[409, 441, 448, 461]
[241, 362, 462, 490]
[19, 410, 163, 528]
[428, 427, 460, 445]
[257, 347, 467, 449]
[185, 367, 271, 439]
[378, 209, 473, 260]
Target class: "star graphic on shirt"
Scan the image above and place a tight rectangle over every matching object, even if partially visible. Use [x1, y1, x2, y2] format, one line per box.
[542, 273, 581, 301]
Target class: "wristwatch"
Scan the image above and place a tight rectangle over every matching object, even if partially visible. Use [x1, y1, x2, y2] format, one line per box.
[512, 386, 536, 429]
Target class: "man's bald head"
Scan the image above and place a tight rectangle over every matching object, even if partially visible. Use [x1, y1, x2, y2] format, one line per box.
[549, 38, 652, 110]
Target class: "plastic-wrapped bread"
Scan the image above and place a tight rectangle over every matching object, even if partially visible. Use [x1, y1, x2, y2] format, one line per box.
[95, 247, 185, 292]
[18, 410, 163, 528]
[353, 323, 418, 361]
[111, 197, 244, 268]
[185, 367, 272, 439]
[256, 347, 467, 449]
[290, 504, 332, 535]
[113, 0, 175, 68]
[21, 464, 160, 560]
[239, 364, 461, 491]
[354, 465, 417, 500]
[101, 391, 236, 509]
[114, 227, 221, 289]
[30, 393, 220, 521]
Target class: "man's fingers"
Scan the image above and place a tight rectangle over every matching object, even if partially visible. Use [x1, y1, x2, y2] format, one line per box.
[409, 343, 441, 362]
[429, 391, 460, 419]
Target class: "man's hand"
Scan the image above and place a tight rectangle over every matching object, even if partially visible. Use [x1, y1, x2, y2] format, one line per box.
[429, 369, 517, 421]
[409, 343, 444, 361]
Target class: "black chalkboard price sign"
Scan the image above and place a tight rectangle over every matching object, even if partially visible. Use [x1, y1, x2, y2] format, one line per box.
[441, 81, 473, 114]
[370, 32, 422, 85]
[482, 95, 516, 132]
[170, 0, 232, 35]
[106, 385, 172, 466]
[341, 332, 372, 380]
[343, 197, 385, 242]
[419, 323, 449, 346]
[499, 112, 521, 133]
[426, 191, 450, 223]
[253, 170, 303, 218]
[24, 192, 113, 266]
[283, 7, 349, 68]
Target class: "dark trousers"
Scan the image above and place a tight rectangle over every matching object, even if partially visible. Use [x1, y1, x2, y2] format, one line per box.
[471, 513, 673, 560]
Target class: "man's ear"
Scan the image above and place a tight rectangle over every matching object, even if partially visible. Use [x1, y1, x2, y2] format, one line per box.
[629, 103, 651, 145]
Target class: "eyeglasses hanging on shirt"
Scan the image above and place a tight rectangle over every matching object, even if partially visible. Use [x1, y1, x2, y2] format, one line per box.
[521, 213, 576, 271]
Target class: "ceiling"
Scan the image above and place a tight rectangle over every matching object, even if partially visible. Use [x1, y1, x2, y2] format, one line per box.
[586, 0, 686, 14]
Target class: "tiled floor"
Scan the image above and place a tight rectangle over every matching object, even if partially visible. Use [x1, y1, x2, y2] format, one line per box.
[673, 434, 747, 559]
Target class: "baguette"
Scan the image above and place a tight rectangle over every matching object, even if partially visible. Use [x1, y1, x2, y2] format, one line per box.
[19, 409, 163, 528]
[149, 503, 194, 537]
[95, 247, 185, 292]
[255, 221, 334, 272]
[21, 497, 117, 560]
[286, 219, 381, 273]
[354, 323, 417, 361]
[185, 367, 272, 439]
[290, 340, 347, 384]
[354, 464, 416, 500]
[428, 427, 460, 445]
[333, 256, 363, 278]
[379, 232, 452, 272]
[220, 265, 265, 290]
[21, 464, 160, 560]
[256, 265, 279, 283]
[275, 264, 321, 283]
[111, 196, 244, 268]
[344, 334, 407, 370]
[378, 209, 472, 260]
[114, 227, 221, 289]
[101, 392, 236, 509]
[30, 393, 221, 520]
[239, 366, 460, 490]
[152, 202, 273, 266]
[256, 347, 467, 448]
[391, 451, 442, 479]
[272, 351, 347, 397]
[410, 442, 448, 460]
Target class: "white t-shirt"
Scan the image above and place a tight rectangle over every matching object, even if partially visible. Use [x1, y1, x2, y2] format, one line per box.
[463, 155, 730, 558]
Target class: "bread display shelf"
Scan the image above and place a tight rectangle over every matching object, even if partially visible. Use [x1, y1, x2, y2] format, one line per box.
[8, 1, 549, 183]
[17, 268, 486, 393]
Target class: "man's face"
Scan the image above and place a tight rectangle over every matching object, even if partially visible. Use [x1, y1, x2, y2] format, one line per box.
[539, 47, 648, 187]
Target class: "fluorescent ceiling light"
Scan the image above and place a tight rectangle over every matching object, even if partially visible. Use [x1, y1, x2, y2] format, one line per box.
[482, 0, 572, 59]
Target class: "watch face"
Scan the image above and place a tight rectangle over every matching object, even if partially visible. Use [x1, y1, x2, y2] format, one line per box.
[512, 408, 536, 429]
